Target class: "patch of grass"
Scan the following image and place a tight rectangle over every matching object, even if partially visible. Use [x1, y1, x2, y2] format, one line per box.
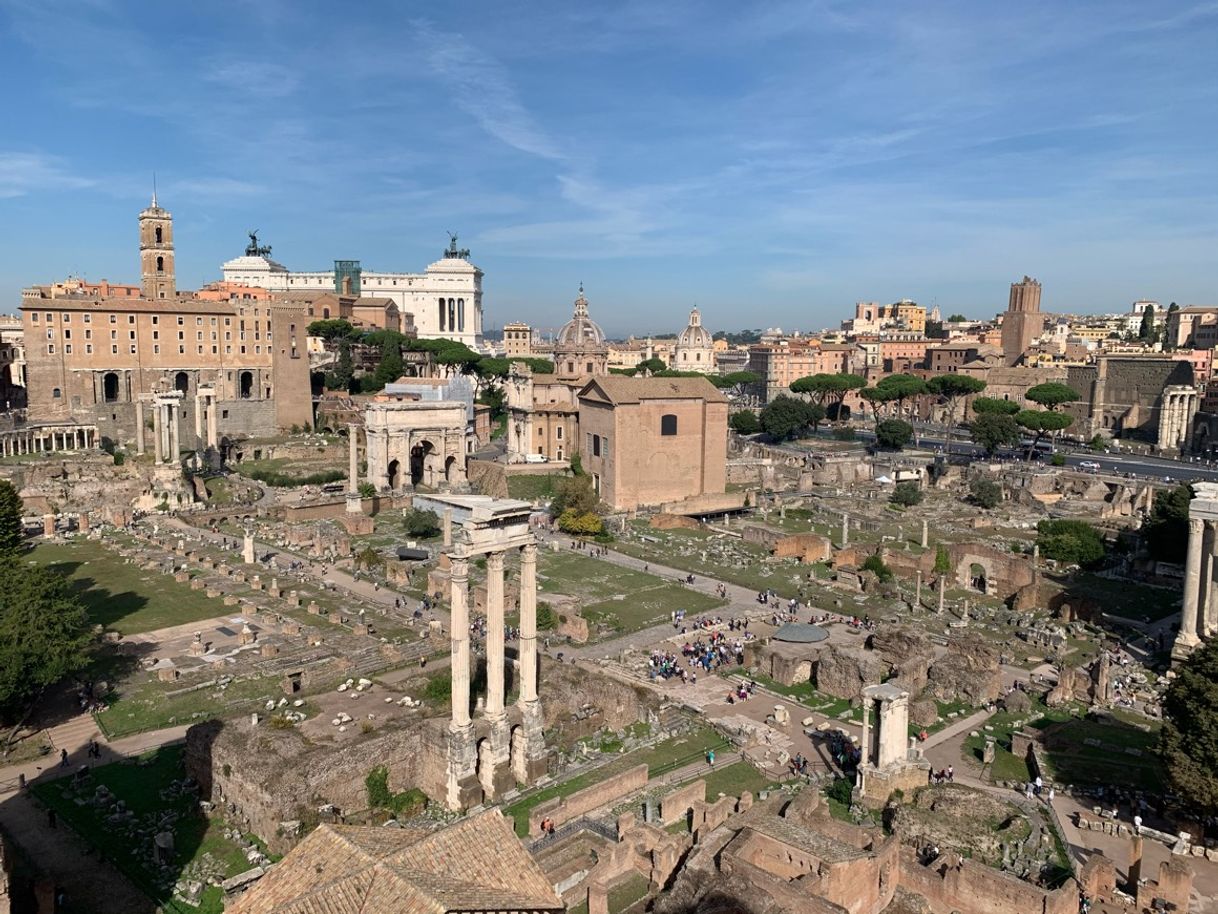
[503, 727, 730, 835]
[96, 673, 288, 740]
[962, 698, 1079, 785]
[32, 746, 268, 914]
[607, 873, 650, 913]
[1070, 574, 1179, 623]
[202, 476, 234, 506]
[736, 672, 862, 722]
[1037, 715, 1164, 793]
[28, 540, 227, 636]
[700, 761, 776, 801]
[506, 473, 567, 502]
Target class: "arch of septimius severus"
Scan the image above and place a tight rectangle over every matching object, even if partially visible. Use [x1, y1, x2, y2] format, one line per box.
[1173, 481, 1218, 661]
[417, 494, 550, 809]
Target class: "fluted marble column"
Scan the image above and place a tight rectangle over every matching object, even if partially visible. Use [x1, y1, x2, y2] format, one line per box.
[449, 558, 471, 728]
[519, 544, 539, 705]
[485, 552, 506, 720]
[1176, 517, 1204, 657]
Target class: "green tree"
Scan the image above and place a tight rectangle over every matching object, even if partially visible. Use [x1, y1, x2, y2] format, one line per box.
[1088, 434, 1105, 452]
[1015, 410, 1073, 459]
[933, 546, 951, 576]
[1138, 305, 1156, 343]
[874, 373, 929, 419]
[550, 473, 598, 517]
[1036, 519, 1105, 567]
[327, 339, 355, 392]
[875, 418, 914, 450]
[0, 558, 92, 729]
[968, 477, 1002, 509]
[729, 410, 761, 435]
[1160, 639, 1218, 819]
[1163, 302, 1180, 351]
[0, 481, 23, 557]
[373, 337, 404, 387]
[403, 508, 441, 538]
[557, 509, 605, 537]
[759, 395, 815, 441]
[971, 397, 1021, 416]
[806, 402, 827, 432]
[970, 413, 1022, 456]
[307, 318, 360, 340]
[947, 314, 968, 323]
[927, 374, 986, 455]
[861, 554, 893, 582]
[1025, 383, 1080, 411]
[789, 373, 865, 418]
[635, 357, 667, 375]
[1143, 484, 1192, 563]
[708, 370, 761, 400]
[858, 386, 892, 427]
[890, 481, 923, 507]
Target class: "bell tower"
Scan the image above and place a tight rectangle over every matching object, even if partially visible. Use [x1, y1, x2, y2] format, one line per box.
[139, 191, 175, 300]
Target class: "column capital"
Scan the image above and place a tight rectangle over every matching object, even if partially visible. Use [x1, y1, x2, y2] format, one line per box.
[1190, 516, 1205, 533]
[521, 542, 538, 560]
[485, 551, 505, 571]
[450, 556, 470, 580]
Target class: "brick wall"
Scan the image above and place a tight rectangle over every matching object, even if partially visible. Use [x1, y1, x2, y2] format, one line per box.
[528, 764, 649, 835]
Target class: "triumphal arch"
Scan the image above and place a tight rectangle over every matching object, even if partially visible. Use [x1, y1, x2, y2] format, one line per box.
[417, 494, 550, 809]
[364, 397, 467, 491]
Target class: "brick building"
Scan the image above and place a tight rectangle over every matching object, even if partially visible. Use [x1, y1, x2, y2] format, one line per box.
[19, 196, 312, 449]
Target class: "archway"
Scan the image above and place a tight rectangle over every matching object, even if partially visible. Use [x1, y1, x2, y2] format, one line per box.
[410, 441, 435, 487]
[445, 455, 457, 483]
[102, 372, 120, 403]
[969, 562, 987, 593]
[174, 371, 189, 394]
[387, 459, 401, 491]
[239, 371, 253, 399]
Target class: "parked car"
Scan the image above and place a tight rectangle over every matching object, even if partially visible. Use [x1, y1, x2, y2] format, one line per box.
[1079, 460, 1101, 471]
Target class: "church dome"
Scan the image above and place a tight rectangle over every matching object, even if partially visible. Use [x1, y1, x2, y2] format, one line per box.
[556, 284, 605, 346]
[678, 307, 713, 348]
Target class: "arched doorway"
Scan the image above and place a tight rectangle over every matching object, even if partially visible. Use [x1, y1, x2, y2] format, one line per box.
[102, 372, 120, 403]
[969, 563, 987, 593]
[410, 441, 434, 487]
[387, 459, 401, 490]
[445, 455, 457, 483]
[239, 371, 253, 399]
[174, 371, 189, 394]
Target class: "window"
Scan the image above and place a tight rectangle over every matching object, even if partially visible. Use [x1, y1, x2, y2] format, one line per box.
[129, 330, 135, 340]
[156, 255, 164, 272]
[45, 313, 52, 322]
[84, 329, 91, 340]
[556, 427, 563, 440]
[196, 317, 202, 326]
[153, 345, 159, 354]
[64, 344, 72, 354]
[177, 316, 184, 326]
[31, 313, 38, 323]
[661, 414, 678, 436]
[63, 329, 70, 340]
[83, 314, 91, 323]
[86, 344, 92, 354]
[61, 313, 70, 322]
[130, 344, 136, 354]
[109, 314, 116, 324]
[152, 330, 159, 340]
[111, 345, 118, 354]
[128, 315, 135, 324]
[52, 387, 61, 399]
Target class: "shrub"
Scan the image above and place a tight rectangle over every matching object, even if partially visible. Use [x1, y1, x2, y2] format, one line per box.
[969, 477, 1002, 509]
[1050, 453, 1066, 467]
[422, 673, 451, 703]
[403, 508, 441, 538]
[537, 602, 558, 631]
[875, 419, 914, 450]
[889, 482, 923, 507]
[832, 426, 856, 441]
[357, 481, 376, 499]
[365, 766, 428, 817]
[558, 508, 605, 537]
[826, 777, 854, 806]
[729, 410, 761, 435]
[861, 554, 893, 582]
[1036, 518, 1105, 567]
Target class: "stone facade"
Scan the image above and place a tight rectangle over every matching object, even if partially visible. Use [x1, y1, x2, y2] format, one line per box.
[363, 396, 467, 492]
[1000, 276, 1045, 367]
[20, 197, 312, 442]
[578, 375, 728, 512]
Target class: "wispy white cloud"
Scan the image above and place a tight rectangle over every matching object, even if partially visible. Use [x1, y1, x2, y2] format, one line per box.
[0, 152, 94, 199]
[411, 19, 564, 161]
[202, 60, 300, 99]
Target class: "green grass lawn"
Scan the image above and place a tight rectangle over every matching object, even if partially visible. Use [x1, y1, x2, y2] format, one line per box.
[1037, 715, 1164, 793]
[96, 673, 289, 740]
[502, 727, 731, 835]
[1069, 574, 1180, 623]
[538, 551, 726, 639]
[33, 746, 271, 914]
[202, 476, 235, 505]
[28, 539, 227, 636]
[962, 699, 1080, 785]
[506, 473, 568, 502]
[700, 760, 777, 801]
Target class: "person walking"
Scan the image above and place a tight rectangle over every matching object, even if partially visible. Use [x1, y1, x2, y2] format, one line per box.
[706, 749, 715, 768]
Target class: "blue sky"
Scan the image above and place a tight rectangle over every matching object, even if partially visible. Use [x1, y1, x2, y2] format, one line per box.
[0, 0, 1215, 336]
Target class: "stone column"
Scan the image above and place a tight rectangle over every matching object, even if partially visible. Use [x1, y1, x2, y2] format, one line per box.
[194, 395, 203, 442]
[206, 395, 217, 448]
[443, 508, 453, 546]
[1175, 517, 1204, 659]
[449, 557, 471, 728]
[346, 425, 362, 514]
[153, 403, 164, 463]
[841, 513, 849, 547]
[920, 520, 928, 548]
[519, 543, 539, 706]
[1200, 521, 1216, 640]
[915, 571, 922, 608]
[485, 552, 506, 721]
[169, 403, 180, 461]
[938, 575, 946, 614]
[1129, 834, 1144, 890]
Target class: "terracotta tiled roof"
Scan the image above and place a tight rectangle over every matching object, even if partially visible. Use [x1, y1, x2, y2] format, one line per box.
[578, 374, 728, 405]
[228, 810, 563, 914]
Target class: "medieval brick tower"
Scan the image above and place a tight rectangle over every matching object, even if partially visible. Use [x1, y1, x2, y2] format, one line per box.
[1000, 275, 1044, 367]
[139, 192, 175, 301]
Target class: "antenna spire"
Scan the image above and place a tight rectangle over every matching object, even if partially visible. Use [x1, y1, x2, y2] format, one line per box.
[151, 172, 158, 208]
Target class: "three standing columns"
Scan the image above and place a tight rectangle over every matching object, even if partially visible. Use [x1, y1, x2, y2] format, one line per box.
[1174, 489, 1218, 661]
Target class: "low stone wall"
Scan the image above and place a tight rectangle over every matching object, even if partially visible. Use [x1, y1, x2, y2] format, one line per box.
[659, 779, 704, 826]
[528, 763, 649, 836]
[773, 533, 832, 563]
[897, 846, 1076, 914]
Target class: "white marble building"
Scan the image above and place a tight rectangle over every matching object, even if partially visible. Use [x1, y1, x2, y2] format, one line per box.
[673, 307, 716, 373]
[221, 234, 483, 347]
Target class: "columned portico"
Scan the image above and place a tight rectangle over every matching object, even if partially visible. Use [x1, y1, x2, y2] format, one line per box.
[1174, 483, 1218, 660]
[426, 494, 549, 810]
[1158, 385, 1198, 454]
[152, 391, 183, 465]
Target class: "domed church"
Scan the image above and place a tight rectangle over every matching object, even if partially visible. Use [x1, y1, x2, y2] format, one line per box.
[554, 284, 609, 381]
[673, 307, 716, 373]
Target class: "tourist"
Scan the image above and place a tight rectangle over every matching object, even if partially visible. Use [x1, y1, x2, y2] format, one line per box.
[706, 749, 715, 768]
[59, 748, 68, 768]
[946, 766, 953, 782]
